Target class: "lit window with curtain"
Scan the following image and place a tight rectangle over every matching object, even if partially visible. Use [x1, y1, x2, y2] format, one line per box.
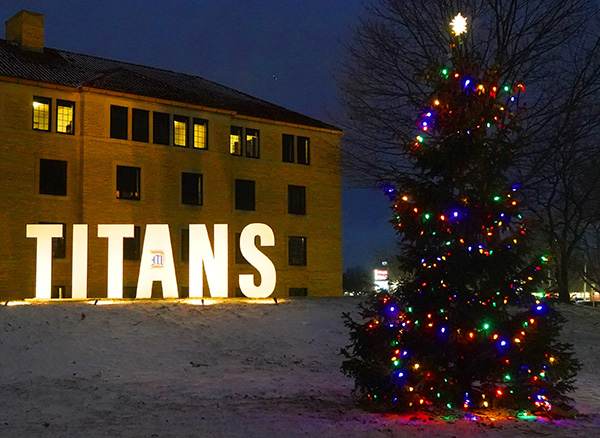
[193, 118, 208, 149]
[33, 96, 51, 131]
[56, 100, 74, 134]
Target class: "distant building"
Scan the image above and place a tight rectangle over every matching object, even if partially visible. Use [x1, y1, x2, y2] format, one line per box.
[0, 10, 342, 299]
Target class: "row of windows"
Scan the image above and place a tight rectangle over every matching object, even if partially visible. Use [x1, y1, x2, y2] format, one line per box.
[33, 97, 74, 134]
[110, 105, 310, 164]
[110, 105, 209, 149]
[39, 159, 307, 213]
[43, 224, 307, 266]
[30, 98, 312, 165]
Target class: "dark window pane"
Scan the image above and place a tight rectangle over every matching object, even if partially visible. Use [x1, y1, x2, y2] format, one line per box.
[289, 287, 308, 297]
[282, 134, 294, 162]
[181, 229, 189, 262]
[297, 136, 310, 165]
[110, 105, 128, 139]
[182, 172, 203, 205]
[33, 96, 51, 131]
[39, 159, 67, 196]
[153, 112, 170, 145]
[245, 128, 259, 158]
[288, 236, 307, 266]
[40, 222, 66, 259]
[124, 226, 141, 260]
[132, 109, 149, 142]
[235, 179, 255, 211]
[116, 165, 140, 200]
[173, 115, 189, 147]
[230, 126, 243, 155]
[288, 185, 306, 215]
[56, 100, 74, 134]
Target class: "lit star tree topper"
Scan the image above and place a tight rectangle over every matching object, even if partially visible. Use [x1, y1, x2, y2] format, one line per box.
[450, 13, 467, 36]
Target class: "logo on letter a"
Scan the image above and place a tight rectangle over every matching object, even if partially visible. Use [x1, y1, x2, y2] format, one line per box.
[151, 250, 164, 268]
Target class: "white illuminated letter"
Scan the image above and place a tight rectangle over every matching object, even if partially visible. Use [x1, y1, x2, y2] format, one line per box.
[189, 224, 228, 298]
[72, 224, 88, 299]
[239, 223, 276, 298]
[98, 224, 134, 299]
[27, 224, 63, 299]
[136, 224, 178, 299]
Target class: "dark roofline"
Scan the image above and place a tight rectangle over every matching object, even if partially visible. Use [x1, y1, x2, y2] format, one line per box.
[0, 38, 343, 133]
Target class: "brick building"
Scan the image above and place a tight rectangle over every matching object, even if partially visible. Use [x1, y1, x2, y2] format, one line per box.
[0, 10, 342, 300]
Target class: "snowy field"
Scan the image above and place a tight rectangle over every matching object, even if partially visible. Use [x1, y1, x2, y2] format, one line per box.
[0, 297, 598, 437]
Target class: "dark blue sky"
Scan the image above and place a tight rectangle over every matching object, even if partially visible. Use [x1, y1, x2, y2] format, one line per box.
[1, 0, 397, 269]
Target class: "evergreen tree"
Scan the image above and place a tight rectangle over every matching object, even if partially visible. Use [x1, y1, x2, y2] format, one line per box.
[342, 12, 580, 414]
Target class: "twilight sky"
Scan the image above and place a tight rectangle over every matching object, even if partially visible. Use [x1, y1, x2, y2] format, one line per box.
[0, 0, 397, 269]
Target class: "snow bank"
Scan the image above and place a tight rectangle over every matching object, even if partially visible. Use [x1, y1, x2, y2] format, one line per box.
[0, 298, 598, 437]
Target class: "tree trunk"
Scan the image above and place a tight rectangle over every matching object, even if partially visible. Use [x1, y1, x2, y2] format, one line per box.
[556, 256, 571, 303]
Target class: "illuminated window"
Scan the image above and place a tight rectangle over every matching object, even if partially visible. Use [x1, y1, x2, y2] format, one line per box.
[153, 112, 170, 145]
[33, 96, 51, 131]
[124, 226, 141, 260]
[282, 134, 294, 162]
[193, 118, 208, 149]
[39, 159, 67, 196]
[132, 109, 149, 142]
[289, 287, 308, 297]
[56, 100, 74, 134]
[245, 128, 260, 158]
[230, 126, 243, 155]
[289, 236, 307, 266]
[173, 115, 188, 147]
[181, 229, 189, 262]
[235, 179, 255, 211]
[116, 165, 140, 200]
[181, 172, 203, 205]
[288, 185, 306, 215]
[110, 105, 128, 139]
[297, 136, 310, 165]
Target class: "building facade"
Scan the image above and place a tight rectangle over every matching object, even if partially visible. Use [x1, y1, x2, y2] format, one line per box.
[0, 11, 343, 300]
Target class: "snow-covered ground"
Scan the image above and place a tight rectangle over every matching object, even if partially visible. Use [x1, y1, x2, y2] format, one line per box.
[0, 297, 598, 437]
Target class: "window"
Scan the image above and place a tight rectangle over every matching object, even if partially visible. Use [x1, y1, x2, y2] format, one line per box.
[56, 100, 74, 134]
[230, 126, 243, 155]
[245, 128, 260, 158]
[288, 236, 307, 266]
[124, 226, 141, 260]
[193, 118, 208, 149]
[110, 105, 128, 139]
[288, 185, 306, 215]
[181, 229, 189, 262]
[153, 112, 170, 145]
[39, 159, 67, 196]
[173, 115, 188, 147]
[132, 109, 149, 142]
[298, 136, 310, 165]
[289, 288, 308, 297]
[40, 222, 66, 259]
[33, 96, 51, 131]
[235, 233, 249, 264]
[116, 165, 140, 200]
[235, 179, 255, 211]
[182, 172, 203, 205]
[282, 134, 294, 162]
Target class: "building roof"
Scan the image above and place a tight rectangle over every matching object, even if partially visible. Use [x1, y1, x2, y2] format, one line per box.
[0, 38, 340, 132]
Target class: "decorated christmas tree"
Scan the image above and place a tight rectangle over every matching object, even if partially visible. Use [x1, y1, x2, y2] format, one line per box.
[342, 13, 580, 415]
